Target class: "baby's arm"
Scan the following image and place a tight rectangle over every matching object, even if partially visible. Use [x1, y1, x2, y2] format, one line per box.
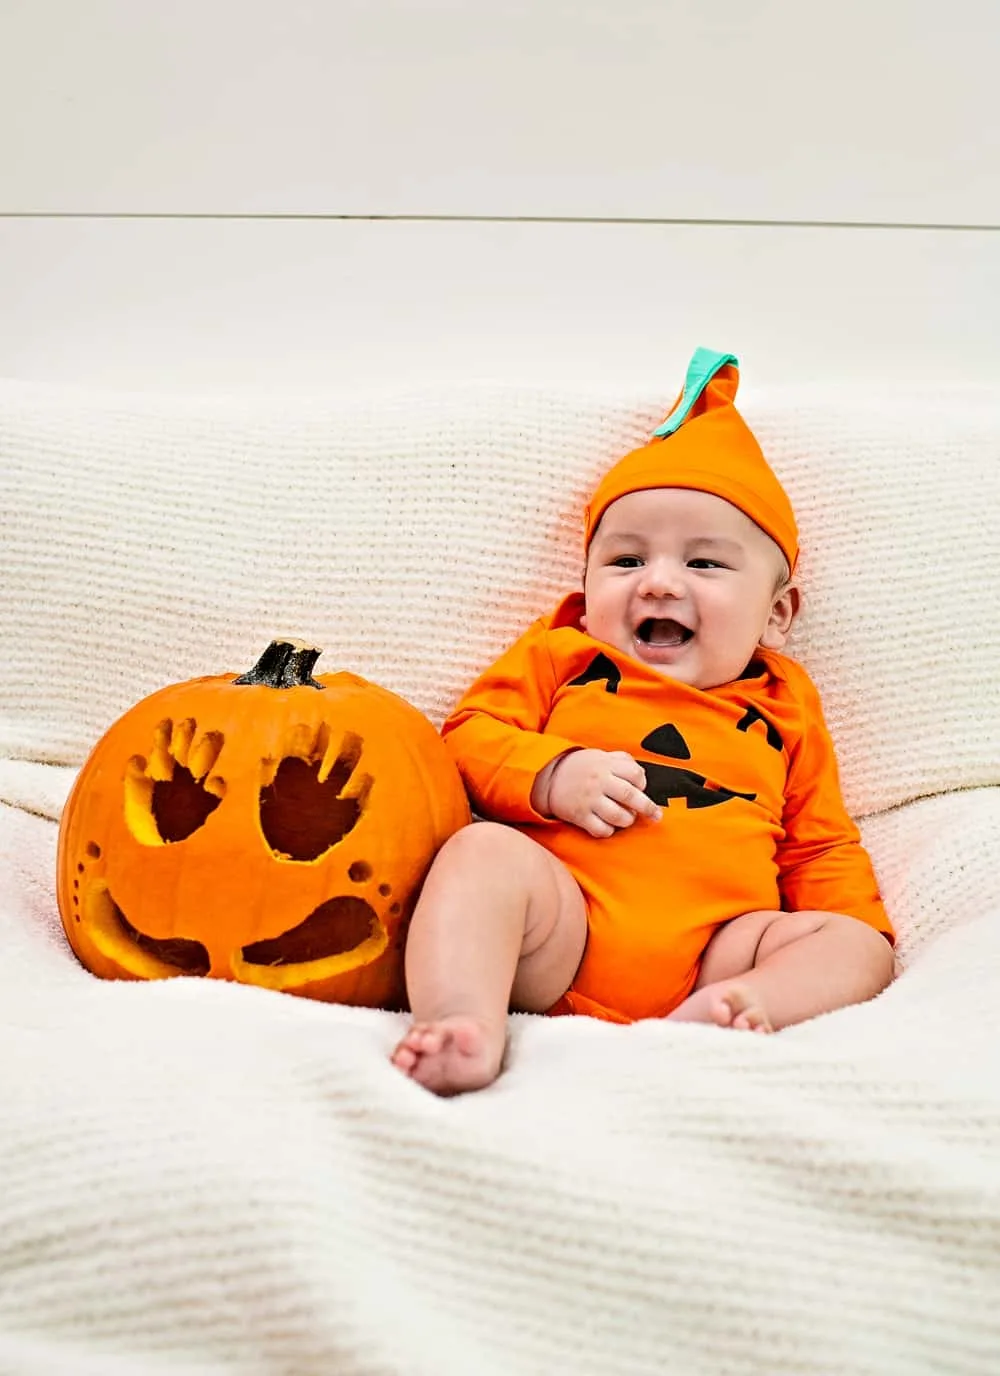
[445, 611, 658, 837]
[531, 749, 662, 838]
[778, 664, 892, 940]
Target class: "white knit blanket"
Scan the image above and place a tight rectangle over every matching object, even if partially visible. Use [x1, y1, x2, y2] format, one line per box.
[1, 380, 999, 1374]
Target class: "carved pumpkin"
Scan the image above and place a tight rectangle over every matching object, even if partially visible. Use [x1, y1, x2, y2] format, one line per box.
[56, 640, 470, 1008]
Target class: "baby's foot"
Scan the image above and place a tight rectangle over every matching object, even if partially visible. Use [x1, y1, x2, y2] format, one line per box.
[391, 1016, 506, 1095]
[669, 981, 773, 1033]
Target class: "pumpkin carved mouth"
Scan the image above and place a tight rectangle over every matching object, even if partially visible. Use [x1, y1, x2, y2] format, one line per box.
[241, 895, 379, 966]
[83, 885, 385, 977]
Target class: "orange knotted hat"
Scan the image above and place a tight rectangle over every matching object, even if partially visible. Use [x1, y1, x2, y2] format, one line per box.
[584, 348, 798, 571]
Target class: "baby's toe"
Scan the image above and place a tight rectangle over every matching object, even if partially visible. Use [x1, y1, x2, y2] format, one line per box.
[400, 1023, 448, 1055]
[733, 1007, 771, 1033]
[709, 996, 736, 1028]
[413, 1025, 447, 1055]
[391, 1045, 413, 1070]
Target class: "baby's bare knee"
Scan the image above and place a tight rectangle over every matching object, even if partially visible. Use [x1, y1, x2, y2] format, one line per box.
[424, 820, 540, 894]
[434, 820, 523, 868]
[844, 917, 895, 990]
[755, 908, 829, 959]
[760, 910, 894, 989]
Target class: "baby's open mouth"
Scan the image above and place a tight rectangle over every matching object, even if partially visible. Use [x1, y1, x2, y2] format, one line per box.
[636, 618, 693, 647]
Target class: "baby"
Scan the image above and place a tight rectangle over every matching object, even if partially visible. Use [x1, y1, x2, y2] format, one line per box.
[392, 348, 895, 1095]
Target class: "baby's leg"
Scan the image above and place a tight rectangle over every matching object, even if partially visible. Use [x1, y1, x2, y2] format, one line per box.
[391, 822, 587, 1095]
[669, 909, 894, 1032]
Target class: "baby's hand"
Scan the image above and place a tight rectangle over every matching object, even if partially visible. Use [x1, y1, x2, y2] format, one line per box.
[536, 749, 662, 838]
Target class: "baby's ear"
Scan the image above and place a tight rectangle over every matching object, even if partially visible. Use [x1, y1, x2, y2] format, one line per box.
[579, 564, 589, 630]
[759, 582, 800, 650]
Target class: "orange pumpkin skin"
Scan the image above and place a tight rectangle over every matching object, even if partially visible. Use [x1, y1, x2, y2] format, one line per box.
[56, 642, 470, 1008]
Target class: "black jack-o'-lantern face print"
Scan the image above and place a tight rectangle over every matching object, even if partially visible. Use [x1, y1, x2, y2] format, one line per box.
[569, 651, 785, 810]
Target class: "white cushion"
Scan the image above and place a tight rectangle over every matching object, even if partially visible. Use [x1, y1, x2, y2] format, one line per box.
[1, 378, 997, 818]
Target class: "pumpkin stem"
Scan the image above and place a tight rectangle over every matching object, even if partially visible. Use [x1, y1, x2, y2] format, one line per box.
[233, 640, 324, 690]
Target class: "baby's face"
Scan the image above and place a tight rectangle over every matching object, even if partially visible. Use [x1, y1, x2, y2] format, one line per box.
[582, 487, 797, 690]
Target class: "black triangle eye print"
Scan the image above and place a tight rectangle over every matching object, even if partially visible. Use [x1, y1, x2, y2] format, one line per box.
[736, 705, 784, 752]
[568, 652, 621, 695]
[640, 724, 691, 760]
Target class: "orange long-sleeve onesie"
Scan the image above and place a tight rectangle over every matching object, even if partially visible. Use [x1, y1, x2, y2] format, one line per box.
[442, 592, 892, 1024]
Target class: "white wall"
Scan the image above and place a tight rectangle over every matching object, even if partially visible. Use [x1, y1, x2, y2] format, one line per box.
[1, 0, 997, 393]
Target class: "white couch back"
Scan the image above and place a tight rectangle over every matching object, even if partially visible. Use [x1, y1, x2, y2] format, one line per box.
[1, 378, 998, 820]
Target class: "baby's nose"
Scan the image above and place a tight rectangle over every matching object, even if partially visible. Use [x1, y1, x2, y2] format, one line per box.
[639, 560, 684, 597]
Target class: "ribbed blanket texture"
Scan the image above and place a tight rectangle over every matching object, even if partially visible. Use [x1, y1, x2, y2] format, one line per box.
[0, 379, 998, 1374]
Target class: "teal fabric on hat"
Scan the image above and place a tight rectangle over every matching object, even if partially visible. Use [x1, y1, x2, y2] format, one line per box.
[651, 348, 740, 439]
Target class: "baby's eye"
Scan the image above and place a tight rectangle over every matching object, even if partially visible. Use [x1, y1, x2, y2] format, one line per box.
[611, 555, 643, 568]
[687, 558, 726, 570]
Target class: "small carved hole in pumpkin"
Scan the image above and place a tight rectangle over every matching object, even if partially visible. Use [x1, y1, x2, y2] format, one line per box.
[111, 895, 211, 975]
[85, 841, 102, 859]
[259, 744, 372, 861]
[241, 896, 378, 966]
[349, 860, 373, 883]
